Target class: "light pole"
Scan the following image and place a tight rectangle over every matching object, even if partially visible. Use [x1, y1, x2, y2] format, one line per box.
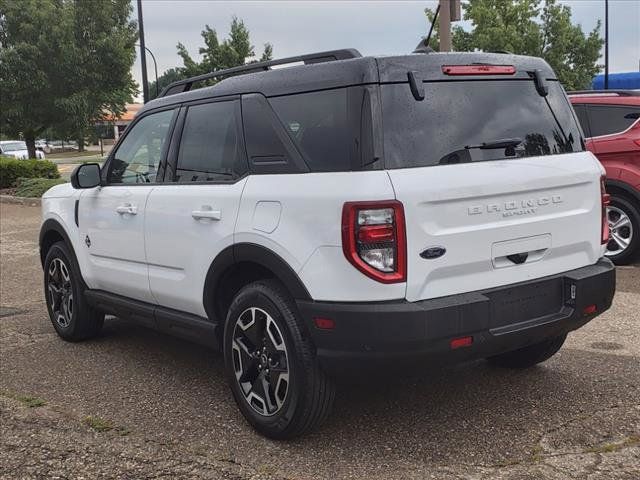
[137, 0, 149, 102]
[136, 44, 159, 99]
[604, 0, 609, 89]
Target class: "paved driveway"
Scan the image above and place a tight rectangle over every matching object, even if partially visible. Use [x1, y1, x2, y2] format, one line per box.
[1, 203, 638, 479]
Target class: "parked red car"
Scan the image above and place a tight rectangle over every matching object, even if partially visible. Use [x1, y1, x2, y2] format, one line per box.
[569, 90, 640, 264]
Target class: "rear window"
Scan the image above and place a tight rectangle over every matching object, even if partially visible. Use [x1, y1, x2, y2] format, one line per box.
[382, 80, 584, 169]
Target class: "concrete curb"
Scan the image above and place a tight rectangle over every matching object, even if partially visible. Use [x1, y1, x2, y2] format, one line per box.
[0, 195, 41, 206]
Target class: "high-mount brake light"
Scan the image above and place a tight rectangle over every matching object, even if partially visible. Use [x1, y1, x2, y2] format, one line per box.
[601, 175, 610, 245]
[342, 201, 406, 283]
[442, 65, 516, 76]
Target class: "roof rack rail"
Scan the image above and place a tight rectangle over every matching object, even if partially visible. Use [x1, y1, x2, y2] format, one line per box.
[568, 89, 640, 97]
[158, 48, 362, 98]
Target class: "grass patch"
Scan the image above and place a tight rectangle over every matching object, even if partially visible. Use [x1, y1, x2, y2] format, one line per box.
[14, 177, 67, 197]
[1, 391, 46, 408]
[15, 395, 46, 408]
[46, 151, 101, 159]
[530, 444, 544, 462]
[83, 415, 113, 432]
[587, 435, 640, 454]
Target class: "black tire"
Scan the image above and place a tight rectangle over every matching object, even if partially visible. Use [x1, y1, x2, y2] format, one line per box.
[223, 279, 335, 439]
[487, 334, 567, 369]
[605, 194, 640, 265]
[43, 241, 104, 341]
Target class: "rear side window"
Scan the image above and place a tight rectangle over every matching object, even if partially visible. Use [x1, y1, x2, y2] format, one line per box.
[175, 100, 245, 182]
[382, 80, 583, 169]
[572, 104, 591, 137]
[269, 89, 349, 171]
[586, 104, 640, 137]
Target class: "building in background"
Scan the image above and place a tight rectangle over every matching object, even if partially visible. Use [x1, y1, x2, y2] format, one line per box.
[95, 103, 143, 144]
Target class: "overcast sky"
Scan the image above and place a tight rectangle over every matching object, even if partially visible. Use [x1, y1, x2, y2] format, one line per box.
[131, 0, 640, 99]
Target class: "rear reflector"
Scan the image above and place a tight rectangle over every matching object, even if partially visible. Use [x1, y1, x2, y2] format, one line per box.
[450, 336, 473, 349]
[583, 304, 597, 315]
[314, 317, 336, 330]
[442, 65, 516, 76]
[601, 175, 610, 245]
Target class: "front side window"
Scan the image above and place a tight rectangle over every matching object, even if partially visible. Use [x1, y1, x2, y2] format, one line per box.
[174, 100, 244, 182]
[107, 109, 174, 184]
[587, 104, 640, 137]
[382, 80, 583, 169]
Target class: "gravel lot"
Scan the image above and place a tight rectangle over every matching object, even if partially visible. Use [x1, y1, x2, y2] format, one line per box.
[1, 202, 639, 479]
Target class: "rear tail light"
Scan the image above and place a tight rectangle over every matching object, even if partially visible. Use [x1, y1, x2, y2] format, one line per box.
[601, 175, 610, 245]
[442, 65, 516, 76]
[342, 200, 406, 283]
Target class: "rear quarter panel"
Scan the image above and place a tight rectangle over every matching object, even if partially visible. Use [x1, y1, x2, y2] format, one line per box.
[235, 171, 406, 301]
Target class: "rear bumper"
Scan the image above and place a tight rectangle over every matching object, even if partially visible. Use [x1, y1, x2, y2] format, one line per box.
[296, 258, 615, 374]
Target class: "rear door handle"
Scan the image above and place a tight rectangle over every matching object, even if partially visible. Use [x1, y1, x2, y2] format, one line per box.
[192, 206, 221, 221]
[116, 203, 137, 215]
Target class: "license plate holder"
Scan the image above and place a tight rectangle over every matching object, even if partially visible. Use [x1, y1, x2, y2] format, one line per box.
[488, 278, 564, 329]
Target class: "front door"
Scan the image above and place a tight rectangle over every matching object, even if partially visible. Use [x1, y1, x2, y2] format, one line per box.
[79, 108, 176, 303]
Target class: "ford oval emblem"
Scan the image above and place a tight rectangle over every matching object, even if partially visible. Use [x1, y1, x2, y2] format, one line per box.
[420, 246, 446, 259]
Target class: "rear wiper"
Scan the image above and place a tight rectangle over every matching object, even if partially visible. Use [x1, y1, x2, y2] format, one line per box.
[464, 138, 523, 150]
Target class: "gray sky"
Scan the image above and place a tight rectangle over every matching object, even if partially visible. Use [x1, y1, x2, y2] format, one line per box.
[132, 0, 640, 98]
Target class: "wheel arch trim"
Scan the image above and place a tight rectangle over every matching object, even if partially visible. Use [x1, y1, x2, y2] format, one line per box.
[202, 243, 312, 322]
[39, 218, 74, 268]
[605, 179, 640, 205]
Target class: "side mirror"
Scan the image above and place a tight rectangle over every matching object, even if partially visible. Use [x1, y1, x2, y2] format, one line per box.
[71, 163, 102, 189]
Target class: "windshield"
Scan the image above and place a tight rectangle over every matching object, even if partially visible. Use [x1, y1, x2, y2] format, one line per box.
[381, 80, 583, 168]
[1, 141, 27, 152]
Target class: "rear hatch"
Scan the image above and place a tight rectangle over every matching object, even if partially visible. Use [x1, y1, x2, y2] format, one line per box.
[379, 54, 605, 302]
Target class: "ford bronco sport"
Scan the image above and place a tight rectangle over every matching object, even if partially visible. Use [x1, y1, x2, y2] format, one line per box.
[40, 49, 615, 439]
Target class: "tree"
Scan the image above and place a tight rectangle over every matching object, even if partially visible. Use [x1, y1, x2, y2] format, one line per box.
[177, 16, 273, 78]
[423, 0, 603, 90]
[62, 0, 137, 151]
[0, 0, 137, 157]
[148, 67, 186, 101]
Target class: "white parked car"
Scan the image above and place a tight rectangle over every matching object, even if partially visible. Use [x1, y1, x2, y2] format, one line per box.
[0, 140, 45, 159]
[39, 49, 616, 439]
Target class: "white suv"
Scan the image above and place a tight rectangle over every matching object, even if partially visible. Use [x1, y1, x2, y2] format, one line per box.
[40, 49, 616, 439]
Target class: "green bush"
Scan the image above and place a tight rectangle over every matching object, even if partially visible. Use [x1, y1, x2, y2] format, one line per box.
[0, 156, 60, 188]
[14, 177, 67, 197]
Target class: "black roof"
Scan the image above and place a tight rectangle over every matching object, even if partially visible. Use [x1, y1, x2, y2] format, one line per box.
[141, 49, 556, 115]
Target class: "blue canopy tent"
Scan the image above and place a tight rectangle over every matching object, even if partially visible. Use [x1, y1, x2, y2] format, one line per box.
[592, 72, 640, 90]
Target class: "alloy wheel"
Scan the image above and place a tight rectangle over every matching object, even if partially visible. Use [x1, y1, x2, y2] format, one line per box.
[231, 307, 290, 416]
[47, 258, 73, 328]
[606, 206, 633, 257]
